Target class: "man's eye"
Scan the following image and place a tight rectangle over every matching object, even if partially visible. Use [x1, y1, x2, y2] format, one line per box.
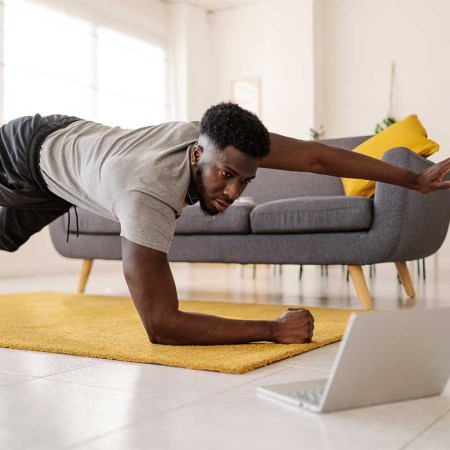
[220, 170, 232, 178]
[242, 179, 252, 185]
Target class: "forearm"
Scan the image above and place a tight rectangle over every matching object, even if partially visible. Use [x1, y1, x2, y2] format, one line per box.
[262, 133, 420, 191]
[312, 141, 419, 189]
[123, 239, 313, 347]
[152, 310, 275, 345]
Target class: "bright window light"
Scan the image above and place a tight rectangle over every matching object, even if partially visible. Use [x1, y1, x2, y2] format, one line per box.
[3, 0, 169, 128]
[4, 0, 93, 121]
[97, 28, 168, 128]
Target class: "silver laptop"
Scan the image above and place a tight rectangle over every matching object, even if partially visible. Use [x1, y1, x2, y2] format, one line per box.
[257, 308, 450, 413]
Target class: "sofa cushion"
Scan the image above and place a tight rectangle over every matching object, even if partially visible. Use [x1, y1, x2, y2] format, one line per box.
[175, 200, 255, 234]
[250, 196, 373, 234]
[65, 208, 121, 235]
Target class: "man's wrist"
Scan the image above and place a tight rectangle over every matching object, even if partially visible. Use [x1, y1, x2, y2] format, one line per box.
[268, 320, 280, 343]
[407, 170, 421, 191]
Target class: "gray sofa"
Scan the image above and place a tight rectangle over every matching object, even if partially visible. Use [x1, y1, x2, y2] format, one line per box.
[49, 136, 450, 309]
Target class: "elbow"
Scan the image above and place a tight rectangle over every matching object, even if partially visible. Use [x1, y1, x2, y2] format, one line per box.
[145, 314, 180, 346]
[148, 331, 175, 346]
[146, 328, 162, 345]
[146, 323, 169, 345]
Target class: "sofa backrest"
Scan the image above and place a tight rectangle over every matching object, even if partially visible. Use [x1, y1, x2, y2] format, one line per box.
[243, 135, 371, 204]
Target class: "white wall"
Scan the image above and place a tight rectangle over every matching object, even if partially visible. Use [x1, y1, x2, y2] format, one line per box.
[167, 2, 212, 121]
[209, 0, 316, 138]
[318, 0, 450, 161]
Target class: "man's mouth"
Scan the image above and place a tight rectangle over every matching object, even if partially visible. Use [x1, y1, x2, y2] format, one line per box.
[215, 199, 231, 212]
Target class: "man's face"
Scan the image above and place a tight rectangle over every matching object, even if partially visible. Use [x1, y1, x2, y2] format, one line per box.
[192, 143, 259, 216]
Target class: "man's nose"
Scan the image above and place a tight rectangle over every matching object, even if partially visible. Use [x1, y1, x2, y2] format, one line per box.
[223, 180, 242, 202]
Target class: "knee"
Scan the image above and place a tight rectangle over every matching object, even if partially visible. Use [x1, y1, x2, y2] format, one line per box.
[0, 240, 21, 252]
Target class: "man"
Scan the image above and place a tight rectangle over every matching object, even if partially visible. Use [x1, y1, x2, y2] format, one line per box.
[1, 103, 449, 345]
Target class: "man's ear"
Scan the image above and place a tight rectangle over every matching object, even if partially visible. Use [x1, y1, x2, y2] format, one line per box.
[192, 145, 203, 166]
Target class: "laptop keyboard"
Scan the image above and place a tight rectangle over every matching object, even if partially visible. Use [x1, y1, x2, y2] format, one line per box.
[287, 387, 324, 405]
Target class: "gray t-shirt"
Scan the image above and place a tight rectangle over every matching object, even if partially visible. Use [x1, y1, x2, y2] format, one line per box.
[39, 120, 200, 253]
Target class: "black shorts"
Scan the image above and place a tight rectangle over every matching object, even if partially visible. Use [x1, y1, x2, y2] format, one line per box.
[0, 114, 81, 251]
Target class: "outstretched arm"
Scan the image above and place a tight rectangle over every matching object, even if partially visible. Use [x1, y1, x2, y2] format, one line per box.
[260, 132, 450, 194]
[122, 237, 314, 345]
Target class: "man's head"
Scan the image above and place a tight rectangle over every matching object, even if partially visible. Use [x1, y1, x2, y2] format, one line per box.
[190, 102, 270, 216]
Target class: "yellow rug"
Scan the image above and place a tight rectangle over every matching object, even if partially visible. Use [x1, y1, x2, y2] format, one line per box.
[0, 292, 358, 374]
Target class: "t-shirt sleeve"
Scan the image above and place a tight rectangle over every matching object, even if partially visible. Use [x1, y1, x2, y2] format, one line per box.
[112, 191, 176, 254]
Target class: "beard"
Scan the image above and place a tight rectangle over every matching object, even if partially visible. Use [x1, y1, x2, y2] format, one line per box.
[193, 165, 221, 217]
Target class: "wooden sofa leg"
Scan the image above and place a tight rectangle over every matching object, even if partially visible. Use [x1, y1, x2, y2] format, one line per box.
[395, 261, 416, 298]
[348, 265, 373, 310]
[78, 259, 94, 293]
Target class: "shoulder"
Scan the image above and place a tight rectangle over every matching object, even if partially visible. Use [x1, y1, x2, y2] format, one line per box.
[155, 121, 200, 141]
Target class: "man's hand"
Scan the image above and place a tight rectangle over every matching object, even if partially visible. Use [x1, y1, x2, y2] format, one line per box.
[416, 157, 450, 194]
[273, 308, 315, 344]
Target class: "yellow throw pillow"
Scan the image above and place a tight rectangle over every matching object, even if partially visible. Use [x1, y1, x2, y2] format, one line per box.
[341, 114, 439, 197]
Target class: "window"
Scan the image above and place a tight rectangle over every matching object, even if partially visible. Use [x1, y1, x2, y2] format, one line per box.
[2, 0, 168, 128]
[97, 28, 168, 128]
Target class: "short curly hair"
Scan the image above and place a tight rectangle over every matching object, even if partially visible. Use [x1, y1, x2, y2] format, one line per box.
[200, 102, 271, 158]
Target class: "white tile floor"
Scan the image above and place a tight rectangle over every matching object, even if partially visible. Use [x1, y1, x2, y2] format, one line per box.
[1, 253, 450, 450]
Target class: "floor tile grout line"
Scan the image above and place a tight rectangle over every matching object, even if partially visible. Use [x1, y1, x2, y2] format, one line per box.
[1, 356, 327, 393]
[0, 378, 38, 389]
[37, 375, 143, 394]
[0, 376, 44, 389]
[38, 360, 109, 377]
[0, 369, 38, 376]
[0, 360, 107, 379]
[64, 414, 163, 450]
[399, 405, 450, 449]
[65, 365, 295, 450]
[42, 362, 290, 396]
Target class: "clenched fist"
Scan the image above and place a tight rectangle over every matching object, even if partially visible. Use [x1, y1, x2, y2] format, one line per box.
[273, 308, 315, 344]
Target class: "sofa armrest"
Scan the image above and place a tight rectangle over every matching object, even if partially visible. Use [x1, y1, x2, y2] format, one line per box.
[366, 147, 450, 262]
